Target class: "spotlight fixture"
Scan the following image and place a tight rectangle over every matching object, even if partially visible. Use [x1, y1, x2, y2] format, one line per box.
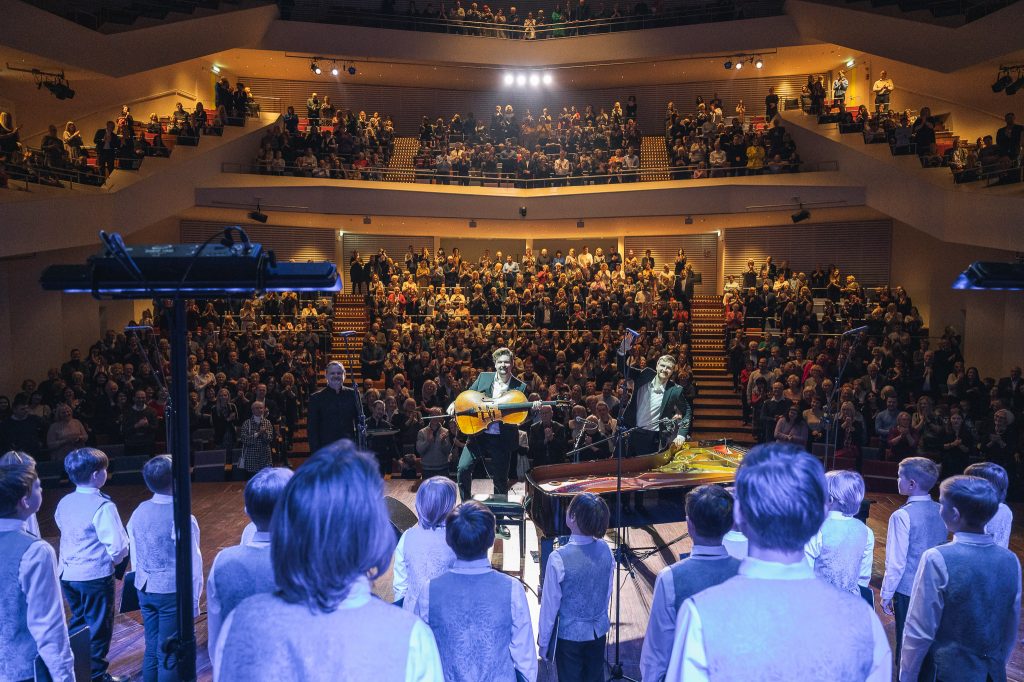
[43, 79, 75, 100]
[542, 73, 553, 85]
[1006, 73, 1024, 96]
[846, 58, 855, 68]
[363, 216, 372, 225]
[734, 61, 743, 70]
[791, 208, 810, 223]
[953, 261, 1024, 290]
[518, 206, 527, 218]
[469, 219, 477, 228]
[516, 73, 526, 86]
[754, 58, 764, 69]
[310, 61, 321, 75]
[504, 73, 514, 86]
[992, 70, 1012, 92]
[723, 60, 733, 70]
[576, 220, 585, 229]
[529, 73, 540, 87]
[211, 65, 221, 74]
[247, 203, 269, 223]
[348, 66, 357, 76]
[684, 215, 694, 225]
[331, 63, 339, 76]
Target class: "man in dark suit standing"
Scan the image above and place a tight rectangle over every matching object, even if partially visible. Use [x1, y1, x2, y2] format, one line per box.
[92, 120, 121, 177]
[997, 366, 1024, 415]
[307, 361, 359, 454]
[450, 347, 537, 502]
[617, 334, 692, 458]
[528, 404, 568, 468]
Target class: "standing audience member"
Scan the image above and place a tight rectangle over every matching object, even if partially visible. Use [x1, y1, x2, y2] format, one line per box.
[666, 443, 891, 680]
[804, 470, 873, 604]
[215, 443, 443, 680]
[880, 456, 948, 669]
[965, 462, 1012, 548]
[416, 500, 537, 681]
[238, 401, 275, 476]
[207, 467, 293, 668]
[537, 493, 614, 682]
[900, 476, 1021, 682]
[127, 455, 204, 682]
[642, 485, 740, 682]
[392, 476, 458, 612]
[872, 70, 894, 113]
[55, 448, 130, 682]
[0, 455, 75, 682]
[93, 121, 121, 177]
[46, 403, 88, 461]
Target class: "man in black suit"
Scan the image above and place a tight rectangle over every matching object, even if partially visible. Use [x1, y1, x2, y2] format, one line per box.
[92, 120, 121, 177]
[450, 347, 538, 502]
[997, 366, 1024, 414]
[617, 337, 692, 458]
[528, 404, 567, 468]
[307, 361, 359, 454]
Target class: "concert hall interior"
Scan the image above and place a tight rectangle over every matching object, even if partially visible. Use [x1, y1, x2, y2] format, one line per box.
[1, 0, 1023, 680]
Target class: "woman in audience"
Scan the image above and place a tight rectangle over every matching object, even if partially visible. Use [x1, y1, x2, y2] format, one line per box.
[887, 411, 918, 461]
[215, 443, 443, 680]
[939, 410, 974, 478]
[774, 403, 809, 447]
[62, 121, 83, 159]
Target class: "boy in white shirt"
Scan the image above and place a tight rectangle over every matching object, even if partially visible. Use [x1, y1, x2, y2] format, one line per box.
[0, 456, 75, 682]
[965, 462, 1012, 548]
[805, 470, 874, 601]
[56, 447, 130, 682]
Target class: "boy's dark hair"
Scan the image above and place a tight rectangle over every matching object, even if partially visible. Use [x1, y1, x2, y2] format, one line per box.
[685, 485, 735, 539]
[245, 467, 295, 529]
[142, 455, 173, 493]
[446, 500, 496, 561]
[0, 460, 37, 517]
[567, 493, 610, 538]
[941, 475, 999, 528]
[64, 447, 110, 485]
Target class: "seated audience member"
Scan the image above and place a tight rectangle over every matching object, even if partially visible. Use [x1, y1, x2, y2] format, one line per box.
[900, 476, 1021, 682]
[964, 462, 1012, 548]
[1, 450, 41, 536]
[56, 447, 130, 682]
[215, 444, 442, 680]
[881, 456, 948, 669]
[805, 470, 873, 604]
[393, 476, 458, 612]
[416, 500, 537, 681]
[887, 412, 919, 461]
[0, 455, 75, 682]
[207, 467, 293, 667]
[642, 485, 740, 682]
[127, 455, 203, 682]
[666, 443, 891, 680]
[537, 493, 614, 682]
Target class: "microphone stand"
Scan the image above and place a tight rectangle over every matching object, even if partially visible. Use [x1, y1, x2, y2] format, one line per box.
[824, 330, 864, 472]
[353, 372, 368, 452]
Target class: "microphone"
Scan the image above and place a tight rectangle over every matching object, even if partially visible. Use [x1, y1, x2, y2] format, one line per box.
[338, 330, 359, 337]
[842, 325, 869, 336]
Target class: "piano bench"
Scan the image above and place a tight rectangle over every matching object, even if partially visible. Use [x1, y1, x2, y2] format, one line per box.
[473, 493, 527, 574]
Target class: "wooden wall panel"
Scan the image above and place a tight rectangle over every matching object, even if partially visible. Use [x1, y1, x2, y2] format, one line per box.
[246, 74, 815, 136]
[722, 221, 892, 288]
[180, 221, 337, 264]
[624, 232, 718, 293]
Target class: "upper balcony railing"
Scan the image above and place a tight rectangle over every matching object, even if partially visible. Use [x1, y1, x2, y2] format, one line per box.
[282, 0, 785, 36]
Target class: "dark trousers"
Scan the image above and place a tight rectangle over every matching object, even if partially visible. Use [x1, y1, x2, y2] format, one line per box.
[893, 591, 911, 668]
[555, 635, 607, 682]
[457, 432, 510, 501]
[139, 589, 177, 682]
[627, 428, 661, 458]
[62, 574, 116, 678]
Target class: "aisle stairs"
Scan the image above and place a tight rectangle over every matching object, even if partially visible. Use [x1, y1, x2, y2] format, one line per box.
[386, 137, 419, 182]
[688, 295, 752, 444]
[640, 136, 670, 182]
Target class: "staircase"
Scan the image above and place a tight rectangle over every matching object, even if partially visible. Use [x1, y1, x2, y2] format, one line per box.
[385, 137, 420, 182]
[688, 295, 752, 443]
[640, 136, 670, 182]
[331, 294, 370, 376]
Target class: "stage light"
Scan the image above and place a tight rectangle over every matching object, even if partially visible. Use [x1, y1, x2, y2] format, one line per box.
[846, 59, 855, 68]
[348, 66, 357, 76]
[754, 58, 763, 69]
[516, 73, 526, 86]
[723, 60, 733, 70]
[44, 80, 75, 100]
[992, 71, 1012, 92]
[576, 220, 585, 229]
[791, 208, 810, 223]
[469, 219, 477, 228]
[542, 72, 553, 85]
[331, 64, 340, 76]
[311, 61, 321, 75]
[247, 209, 268, 223]
[211, 65, 221, 74]
[363, 216, 372, 225]
[684, 215, 693, 225]
[1005, 74, 1024, 96]
[734, 61, 743, 70]
[953, 261, 1024, 290]
[504, 73, 514, 86]
[529, 73, 540, 86]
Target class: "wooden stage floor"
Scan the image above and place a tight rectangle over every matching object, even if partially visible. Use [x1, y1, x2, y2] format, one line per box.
[36, 477, 1024, 682]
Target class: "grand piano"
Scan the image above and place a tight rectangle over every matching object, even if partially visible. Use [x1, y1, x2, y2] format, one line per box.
[526, 440, 749, 580]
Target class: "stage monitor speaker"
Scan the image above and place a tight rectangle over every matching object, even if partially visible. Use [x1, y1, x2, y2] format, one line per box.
[385, 495, 419, 539]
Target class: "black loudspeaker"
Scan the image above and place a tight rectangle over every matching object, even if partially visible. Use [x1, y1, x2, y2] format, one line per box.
[385, 495, 419, 539]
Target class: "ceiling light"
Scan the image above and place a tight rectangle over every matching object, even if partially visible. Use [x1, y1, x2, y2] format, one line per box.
[504, 73, 515, 86]
[846, 59, 855, 68]
[211, 65, 221, 74]
[992, 71, 1013, 92]
[43, 80, 75, 100]
[363, 216, 372, 225]
[331, 64, 339, 76]
[754, 58, 764, 69]
[311, 61, 321, 75]
[469, 219, 477, 228]
[684, 215, 693, 225]
[248, 209, 268, 223]
[542, 73, 553, 85]
[723, 60, 733, 70]
[734, 61, 743, 70]
[1005, 74, 1024, 95]
[576, 220, 585, 229]
[347, 66, 357, 76]
[529, 73, 540, 87]
[791, 208, 810, 223]
[516, 73, 526, 86]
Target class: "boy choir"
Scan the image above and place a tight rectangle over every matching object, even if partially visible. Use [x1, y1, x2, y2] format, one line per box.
[0, 441, 1019, 682]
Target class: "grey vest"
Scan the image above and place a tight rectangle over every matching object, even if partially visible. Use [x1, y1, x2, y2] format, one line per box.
[428, 570, 516, 682]
[399, 526, 455, 613]
[897, 499, 948, 596]
[815, 517, 869, 595]
[694, 575, 876, 681]
[218, 592, 415, 681]
[211, 544, 277, 621]
[131, 500, 177, 593]
[0, 530, 39, 682]
[670, 554, 742, 612]
[556, 541, 614, 641]
[55, 490, 115, 580]
[927, 542, 1019, 682]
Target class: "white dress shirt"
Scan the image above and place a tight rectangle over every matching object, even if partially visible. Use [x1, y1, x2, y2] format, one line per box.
[71, 486, 130, 570]
[636, 378, 666, 431]
[415, 558, 537, 681]
[206, 529, 270, 667]
[216, 576, 442, 682]
[537, 535, 614, 659]
[240, 521, 257, 545]
[804, 511, 874, 588]
[899, 532, 1022, 681]
[24, 512, 41, 537]
[0, 518, 76, 682]
[881, 494, 931, 601]
[722, 530, 748, 560]
[126, 493, 204, 614]
[641, 545, 729, 682]
[666, 557, 891, 681]
[987, 503, 1012, 549]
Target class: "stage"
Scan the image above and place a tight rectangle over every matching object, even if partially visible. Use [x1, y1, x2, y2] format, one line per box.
[35, 475, 1024, 682]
